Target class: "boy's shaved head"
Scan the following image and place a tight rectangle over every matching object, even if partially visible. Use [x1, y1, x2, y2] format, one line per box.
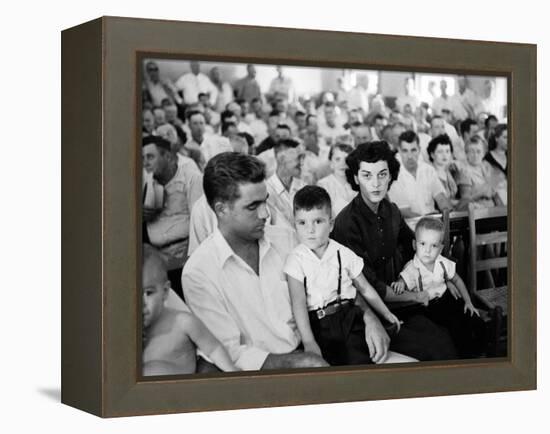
[143, 244, 168, 284]
[142, 244, 170, 330]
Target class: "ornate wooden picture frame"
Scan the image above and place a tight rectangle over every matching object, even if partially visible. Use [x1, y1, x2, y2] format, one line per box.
[61, 16, 536, 417]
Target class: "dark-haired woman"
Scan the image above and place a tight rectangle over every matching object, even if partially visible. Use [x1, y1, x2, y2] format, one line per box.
[331, 141, 457, 361]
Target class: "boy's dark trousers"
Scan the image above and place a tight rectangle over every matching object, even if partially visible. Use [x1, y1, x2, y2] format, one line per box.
[421, 290, 487, 358]
[308, 302, 373, 366]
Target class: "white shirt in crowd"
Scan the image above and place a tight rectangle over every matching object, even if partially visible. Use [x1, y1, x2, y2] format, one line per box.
[188, 195, 218, 257]
[283, 240, 364, 310]
[175, 72, 218, 106]
[186, 134, 233, 164]
[388, 161, 446, 216]
[395, 94, 420, 113]
[182, 226, 300, 371]
[266, 173, 307, 229]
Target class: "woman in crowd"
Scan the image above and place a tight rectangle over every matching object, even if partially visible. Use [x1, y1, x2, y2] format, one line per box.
[484, 124, 508, 205]
[426, 134, 463, 209]
[317, 143, 357, 217]
[458, 136, 504, 209]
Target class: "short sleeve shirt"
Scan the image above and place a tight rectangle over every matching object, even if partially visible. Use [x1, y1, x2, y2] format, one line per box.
[283, 240, 364, 310]
[400, 254, 456, 300]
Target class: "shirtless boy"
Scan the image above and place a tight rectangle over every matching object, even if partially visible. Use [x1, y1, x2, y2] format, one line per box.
[142, 244, 236, 375]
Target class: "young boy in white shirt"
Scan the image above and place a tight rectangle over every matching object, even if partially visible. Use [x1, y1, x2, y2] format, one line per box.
[392, 217, 486, 358]
[283, 185, 414, 366]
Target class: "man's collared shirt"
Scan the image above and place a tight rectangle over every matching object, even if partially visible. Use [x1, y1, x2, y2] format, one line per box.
[146, 156, 203, 267]
[181, 226, 300, 371]
[388, 161, 446, 216]
[331, 196, 415, 298]
[234, 77, 262, 103]
[266, 174, 306, 229]
[186, 134, 233, 164]
[268, 76, 295, 102]
[400, 254, 456, 300]
[175, 72, 218, 105]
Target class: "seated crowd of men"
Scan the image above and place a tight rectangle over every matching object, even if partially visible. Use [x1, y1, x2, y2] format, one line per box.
[141, 60, 508, 375]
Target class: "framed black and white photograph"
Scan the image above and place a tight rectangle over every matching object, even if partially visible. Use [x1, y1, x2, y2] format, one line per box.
[139, 57, 509, 377]
[61, 16, 536, 417]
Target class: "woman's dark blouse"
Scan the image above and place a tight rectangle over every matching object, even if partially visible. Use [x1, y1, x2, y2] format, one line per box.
[484, 151, 507, 176]
[331, 195, 415, 299]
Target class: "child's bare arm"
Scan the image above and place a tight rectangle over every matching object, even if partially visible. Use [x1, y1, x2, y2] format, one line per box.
[353, 273, 402, 331]
[181, 313, 237, 372]
[286, 275, 323, 357]
[449, 274, 480, 317]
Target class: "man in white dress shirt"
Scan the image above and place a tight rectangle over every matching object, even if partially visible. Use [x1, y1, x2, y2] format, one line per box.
[266, 139, 307, 229]
[388, 131, 452, 218]
[184, 110, 233, 165]
[181, 153, 328, 371]
[175, 61, 218, 106]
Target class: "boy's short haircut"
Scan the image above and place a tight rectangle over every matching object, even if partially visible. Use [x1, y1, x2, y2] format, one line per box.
[293, 185, 332, 215]
[414, 217, 445, 242]
[142, 243, 168, 281]
[328, 143, 354, 160]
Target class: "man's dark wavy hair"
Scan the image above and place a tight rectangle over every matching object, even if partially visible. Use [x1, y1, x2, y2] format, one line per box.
[345, 141, 400, 192]
[203, 152, 266, 210]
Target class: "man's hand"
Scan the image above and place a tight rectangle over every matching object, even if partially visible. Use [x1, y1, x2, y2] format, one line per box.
[363, 311, 390, 364]
[143, 206, 160, 223]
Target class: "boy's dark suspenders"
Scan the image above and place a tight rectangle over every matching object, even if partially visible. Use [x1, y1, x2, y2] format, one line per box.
[305, 250, 345, 319]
